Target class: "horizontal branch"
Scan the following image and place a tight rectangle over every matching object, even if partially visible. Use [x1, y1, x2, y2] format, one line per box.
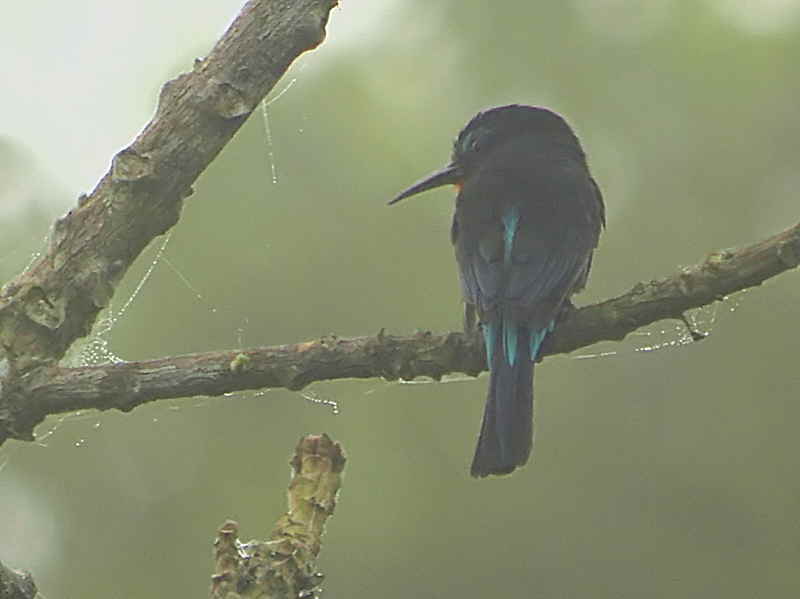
[3, 220, 797, 444]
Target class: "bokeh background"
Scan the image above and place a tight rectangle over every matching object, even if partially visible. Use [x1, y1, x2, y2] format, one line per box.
[2, 1, 800, 597]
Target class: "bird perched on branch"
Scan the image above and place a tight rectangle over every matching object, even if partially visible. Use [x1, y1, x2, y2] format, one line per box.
[390, 105, 605, 477]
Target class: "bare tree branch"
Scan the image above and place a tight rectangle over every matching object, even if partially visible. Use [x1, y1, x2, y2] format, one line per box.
[549, 219, 800, 354]
[210, 434, 345, 599]
[0, 0, 338, 441]
[0, 561, 37, 599]
[0, 0, 797, 451]
[2, 220, 796, 445]
[0, 0, 337, 375]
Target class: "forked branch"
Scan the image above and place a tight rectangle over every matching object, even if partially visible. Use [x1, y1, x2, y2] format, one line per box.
[0, 0, 338, 443]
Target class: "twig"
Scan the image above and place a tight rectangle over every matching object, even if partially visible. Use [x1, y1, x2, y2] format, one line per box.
[210, 434, 345, 599]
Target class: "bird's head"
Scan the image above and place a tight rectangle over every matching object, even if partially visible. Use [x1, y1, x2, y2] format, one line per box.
[390, 104, 583, 205]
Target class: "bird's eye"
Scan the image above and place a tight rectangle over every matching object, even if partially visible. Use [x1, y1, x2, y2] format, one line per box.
[456, 131, 485, 157]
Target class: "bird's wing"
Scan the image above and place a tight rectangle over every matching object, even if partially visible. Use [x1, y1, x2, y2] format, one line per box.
[455, 172, 599, 328]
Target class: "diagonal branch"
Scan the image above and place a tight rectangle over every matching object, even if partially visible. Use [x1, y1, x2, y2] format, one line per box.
[0, 0, 338, 375]
[3, 220, 797, 445]
[0, 561, 37, 599]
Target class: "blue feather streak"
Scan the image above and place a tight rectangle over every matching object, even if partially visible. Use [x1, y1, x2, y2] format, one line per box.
[486, 208, 557, 369]
[504, 323, 518, 367]
[502, 205, 519, 267]
[530, 320, 556, 359]
[482, 321, 496, 367]
[501, 206, 520, 365]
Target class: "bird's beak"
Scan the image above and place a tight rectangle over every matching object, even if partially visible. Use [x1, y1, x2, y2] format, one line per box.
[389, 163, 463, 205]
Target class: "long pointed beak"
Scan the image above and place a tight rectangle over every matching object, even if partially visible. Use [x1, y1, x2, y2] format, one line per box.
[389, 163, 463, 205]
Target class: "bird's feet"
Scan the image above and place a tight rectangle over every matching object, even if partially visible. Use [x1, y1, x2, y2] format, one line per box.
[536, 300, 578, 362]
[556, 298, 579, 324]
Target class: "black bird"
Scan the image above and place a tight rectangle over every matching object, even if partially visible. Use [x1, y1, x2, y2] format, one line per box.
[390, 105, 605, 477]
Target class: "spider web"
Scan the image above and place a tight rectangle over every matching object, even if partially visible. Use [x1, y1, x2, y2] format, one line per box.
[0, 64, 746, 468]
[572, 292, 745, 360]
[353, 295, 739, 399]
[0, 74, 346, 471]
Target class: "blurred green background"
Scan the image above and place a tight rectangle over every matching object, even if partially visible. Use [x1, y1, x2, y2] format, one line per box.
[2, 1, 800, 597]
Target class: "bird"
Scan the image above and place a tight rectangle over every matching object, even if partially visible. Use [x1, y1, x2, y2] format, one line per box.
[390, 105, 605, 477]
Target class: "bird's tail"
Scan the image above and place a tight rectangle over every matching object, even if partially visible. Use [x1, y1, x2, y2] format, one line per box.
[470, 318, 549, 478]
